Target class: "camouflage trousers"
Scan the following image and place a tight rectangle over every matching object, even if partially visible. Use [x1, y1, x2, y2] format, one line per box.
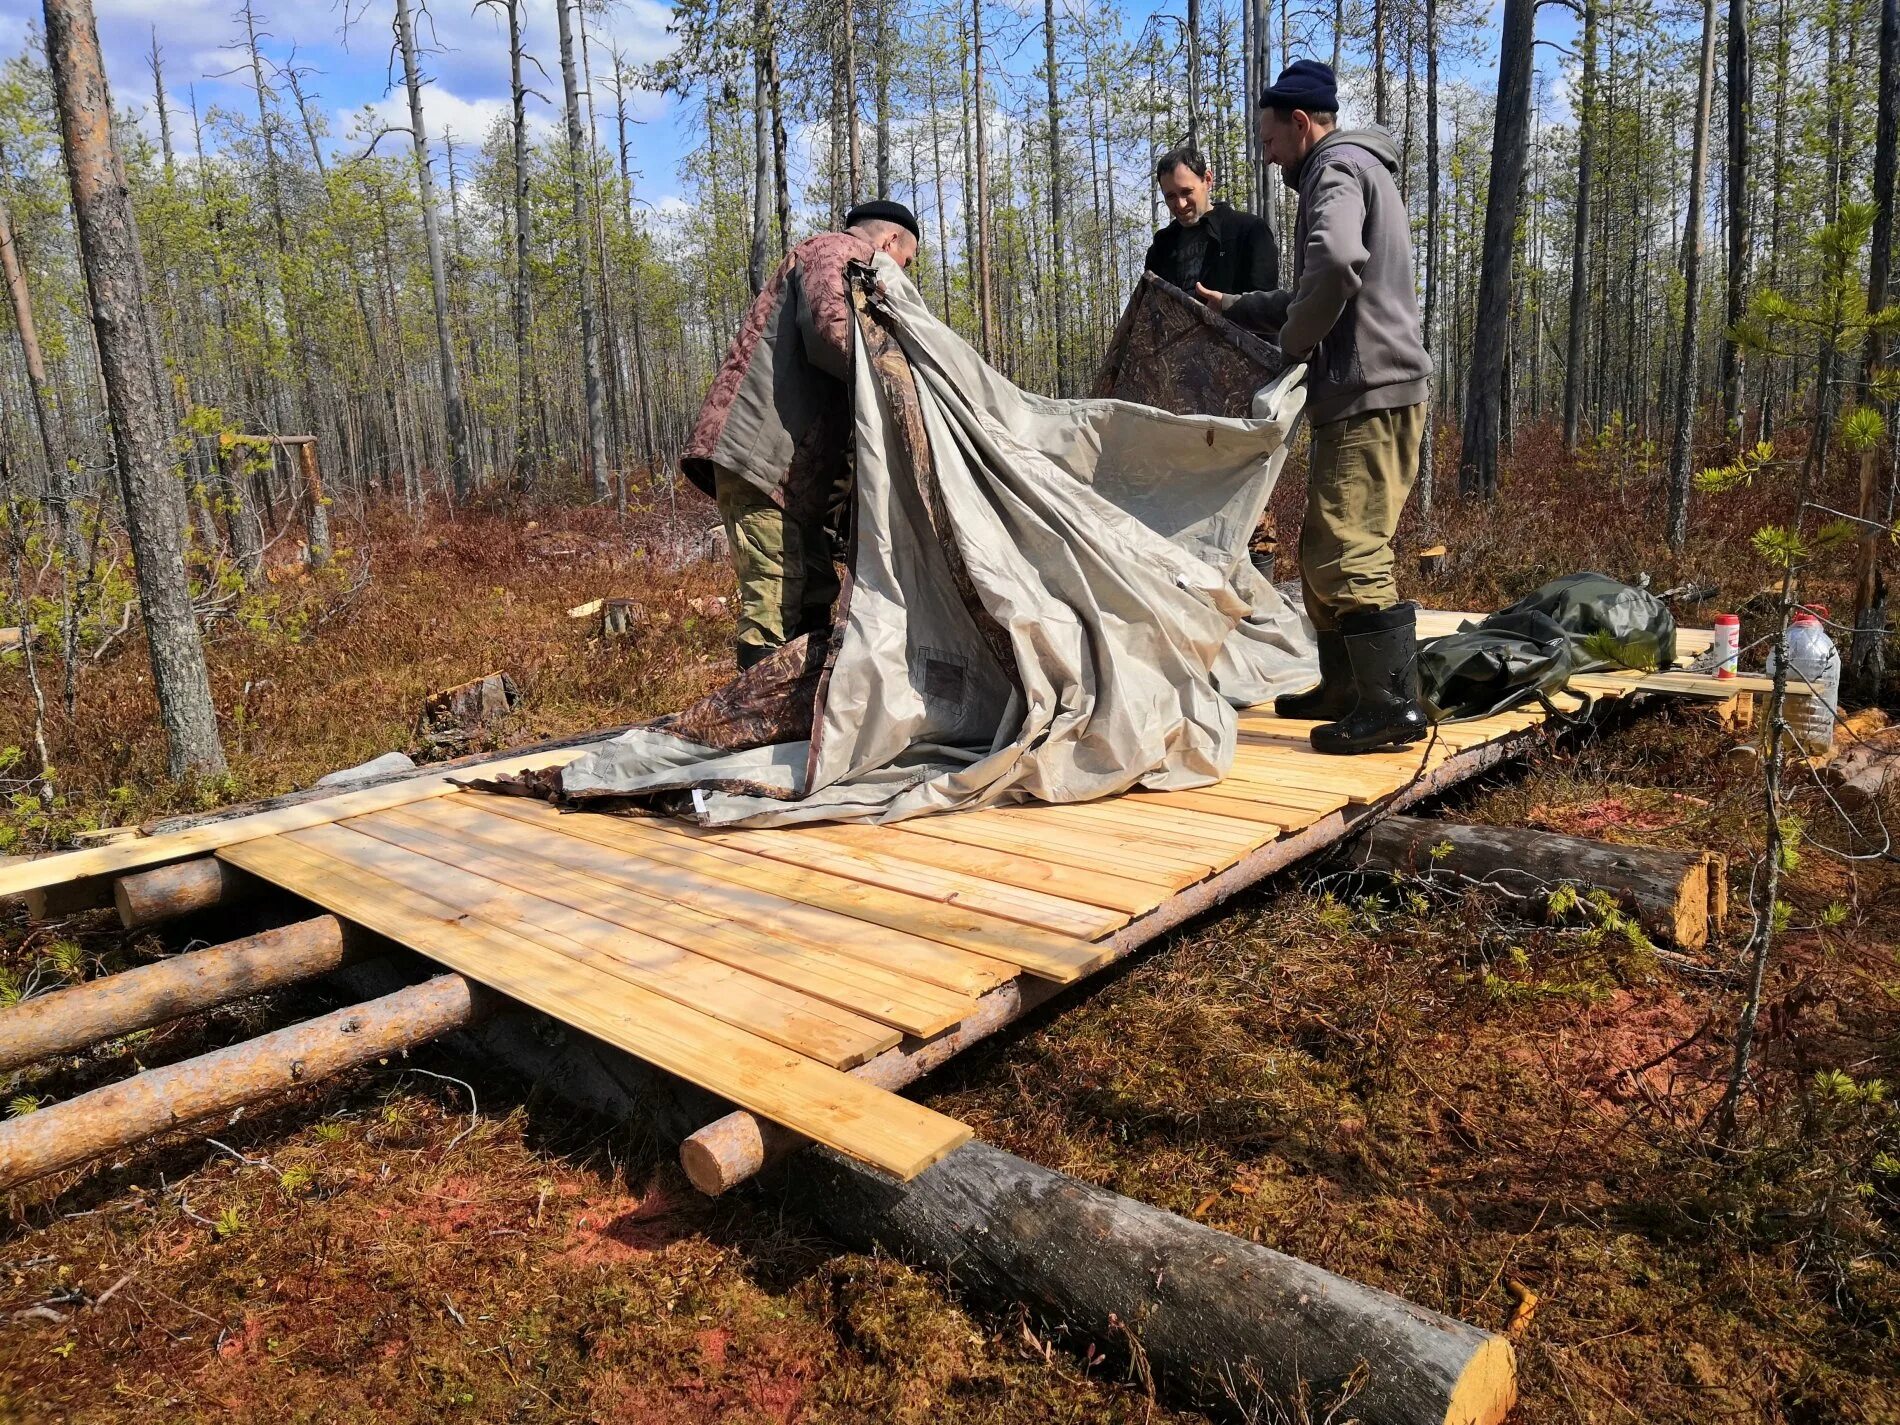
[714, 467, 842, 668]
[1299, 403, 1425, 633]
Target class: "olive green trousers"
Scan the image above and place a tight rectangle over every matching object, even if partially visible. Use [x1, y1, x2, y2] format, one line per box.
[1299, 403, 1426, 633]
[714, 467, 841, 664]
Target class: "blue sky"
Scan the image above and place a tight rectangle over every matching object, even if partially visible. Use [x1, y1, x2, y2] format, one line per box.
[0, 0, 1573, 215]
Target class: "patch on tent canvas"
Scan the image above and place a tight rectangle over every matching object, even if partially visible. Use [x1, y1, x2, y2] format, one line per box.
[914, 646, 970, 711]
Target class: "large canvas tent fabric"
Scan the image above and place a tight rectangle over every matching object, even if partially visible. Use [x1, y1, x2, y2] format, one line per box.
[532, 256, 1317, 827]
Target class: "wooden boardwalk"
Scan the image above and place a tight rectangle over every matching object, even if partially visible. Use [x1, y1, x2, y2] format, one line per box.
[4, 617, 1749, 1182]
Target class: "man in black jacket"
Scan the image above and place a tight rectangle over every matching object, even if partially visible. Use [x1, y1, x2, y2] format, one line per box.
[1142, 145, 1278, 296]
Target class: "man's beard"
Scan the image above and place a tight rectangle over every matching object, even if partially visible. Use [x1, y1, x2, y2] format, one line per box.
[1177, 205, 1206, 227]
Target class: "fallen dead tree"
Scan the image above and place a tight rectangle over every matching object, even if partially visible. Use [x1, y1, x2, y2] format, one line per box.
[0, 917, 373, 1074]
[0, 973, 495, 1192]
[1336, 814, 1727, 950]
[785, 1140, 1514, 1425]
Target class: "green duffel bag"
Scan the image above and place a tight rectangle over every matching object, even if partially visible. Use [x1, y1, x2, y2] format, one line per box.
[1419, 573, 1677, 723]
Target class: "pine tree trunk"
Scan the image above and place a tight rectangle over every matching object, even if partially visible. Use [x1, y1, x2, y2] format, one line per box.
[972, 0, 997, 359]
[554, 0, 610, 500]
[1562, 0, 1597, 452]
[1187, 0, 1203, 149]
[1373, 0, 1388, 125]
[1722, 0, 1751, 445]
[874, 0, 891, 198]
[611, 60, 660, 477]
[505, 0, 535, 488]
[1666, 0, 1718, 552]
[1419, 0, 1439, 529]
[749, 4, 772, 299]
[392, 0, 472, 502]
[768, 46, 791, 253]
[1044, 0, 1068, 396]
[0, 198, 71, 530]
[1457, 0, 1534, 499]
[843, 0, 862, 203]
[43, 0, 226, 779]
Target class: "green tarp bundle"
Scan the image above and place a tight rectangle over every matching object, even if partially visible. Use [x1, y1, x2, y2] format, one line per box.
[1418, 573, 1678, 722]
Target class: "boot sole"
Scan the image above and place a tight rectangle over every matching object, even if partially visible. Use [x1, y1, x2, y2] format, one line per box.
[1309, 726, 1429, 756]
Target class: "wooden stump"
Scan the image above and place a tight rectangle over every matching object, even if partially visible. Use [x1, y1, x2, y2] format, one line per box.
[420, 672, 520, 747]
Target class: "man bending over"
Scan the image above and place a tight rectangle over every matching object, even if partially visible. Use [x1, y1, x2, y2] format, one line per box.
[682, 201, 920, 670]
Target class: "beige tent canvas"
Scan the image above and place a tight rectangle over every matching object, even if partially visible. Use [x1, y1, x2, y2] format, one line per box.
[515, 255, 1316, 828]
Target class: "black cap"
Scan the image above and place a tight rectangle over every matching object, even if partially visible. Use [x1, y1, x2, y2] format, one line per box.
[844, 199, 921, 242]
[1260, 58, 1338, 112]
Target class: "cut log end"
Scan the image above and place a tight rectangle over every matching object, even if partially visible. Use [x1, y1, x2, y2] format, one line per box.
[680, 1114, 769, 1196]
[113, 857, 256, 928]
[1444, 1333, 1518, 1425]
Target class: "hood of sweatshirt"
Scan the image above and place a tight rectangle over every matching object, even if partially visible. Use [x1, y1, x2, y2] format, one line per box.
[1285, 126, 1402, 188]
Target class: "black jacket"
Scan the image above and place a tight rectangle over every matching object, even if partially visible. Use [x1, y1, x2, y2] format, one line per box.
[1142, 201, 1279, 296]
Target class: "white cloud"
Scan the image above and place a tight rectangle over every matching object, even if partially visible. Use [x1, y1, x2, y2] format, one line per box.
[341, 84, 550, 150]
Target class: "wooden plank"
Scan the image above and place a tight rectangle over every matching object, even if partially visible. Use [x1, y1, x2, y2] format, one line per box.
[894, 816, 1207, 891]
[357, 806, 974, 1039]
[688, 825, 1128, 939]
[0, 745, 593, 901]
[218, 834, 970, 1180]
[970, 798, 1273, 854]
[1197, 774, 1352, 814]
[469, 796, 1107, 985]
[954, 805, 1234, 870]
[420, 797, 1011, 998]
[1235, 713, 1525, 752]
[1228, 749, 1414, 800]
[287, 823, 897, 1071]
[1129, 787, 1311, 828]
[1024, 795, 1276, 844]
[803, 822, 1165, 917]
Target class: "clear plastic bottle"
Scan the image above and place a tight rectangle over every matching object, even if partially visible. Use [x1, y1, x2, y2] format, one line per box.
[1766, 610, 1841, 755]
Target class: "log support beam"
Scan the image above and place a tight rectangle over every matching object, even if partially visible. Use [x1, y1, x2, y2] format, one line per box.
[0, 916, 375, 1074]
[0, 973, 495, 1193]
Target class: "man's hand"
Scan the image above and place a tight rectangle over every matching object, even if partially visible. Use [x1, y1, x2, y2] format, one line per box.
[1193, 282, 1227, 309]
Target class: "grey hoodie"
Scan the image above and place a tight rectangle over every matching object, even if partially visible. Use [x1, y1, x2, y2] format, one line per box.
[1226, 128, 1430, 425]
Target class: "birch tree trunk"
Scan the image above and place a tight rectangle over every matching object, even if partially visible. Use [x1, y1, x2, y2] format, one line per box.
[1666, 0, 1718, 552]
[43, 0, 226, 778]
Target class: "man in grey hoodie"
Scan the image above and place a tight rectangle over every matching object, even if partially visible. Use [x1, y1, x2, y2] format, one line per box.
[1197, 59, 1432, 755]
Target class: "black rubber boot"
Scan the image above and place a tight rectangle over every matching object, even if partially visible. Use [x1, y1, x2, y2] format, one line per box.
[1310, 603, 1429, 754]
[1273, 629, 1354, 721]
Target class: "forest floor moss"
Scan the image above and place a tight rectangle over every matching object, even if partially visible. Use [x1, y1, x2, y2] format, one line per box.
[3, 487, 1897, 1422]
